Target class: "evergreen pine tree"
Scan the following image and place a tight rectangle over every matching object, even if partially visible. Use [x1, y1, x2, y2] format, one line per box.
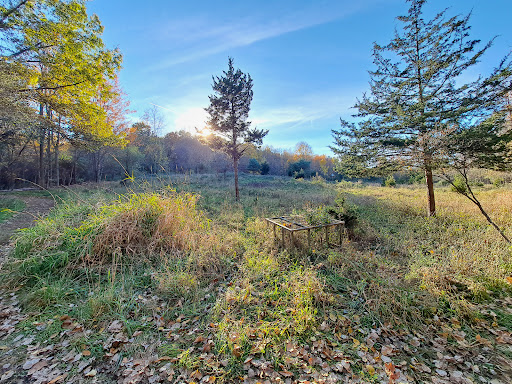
[331, 0, 512, 216]
[205, 57, 268, 201]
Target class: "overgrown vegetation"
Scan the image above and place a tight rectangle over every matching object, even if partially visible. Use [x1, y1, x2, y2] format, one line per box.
[0, 197, 25, 223]
[1, 175, 512, 383]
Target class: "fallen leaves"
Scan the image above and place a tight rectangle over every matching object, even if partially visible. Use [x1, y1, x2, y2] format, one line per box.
[1, 278, 512, 384]
[107, 320, 124, 333]
[0, 371, 14, 381]
[381, 344, 395, 356]
[84, 369, 97, 377]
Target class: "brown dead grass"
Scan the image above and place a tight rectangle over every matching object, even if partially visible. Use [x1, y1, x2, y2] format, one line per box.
[88, 192, 242, 277]
[342, 185, 512, 312]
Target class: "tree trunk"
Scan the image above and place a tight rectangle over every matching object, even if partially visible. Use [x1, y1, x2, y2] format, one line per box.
[234, 157, 240, 201]
[71, 149, 77, 185]
[46, 124, 52, 187]
[38, 103, 45, 187]
[55, 116, 60, 186]
[93, 152, 100, 183]
[424, 155, 436, 217]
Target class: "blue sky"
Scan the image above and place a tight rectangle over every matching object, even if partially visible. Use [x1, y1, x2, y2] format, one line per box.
[88, 0, 512, 155]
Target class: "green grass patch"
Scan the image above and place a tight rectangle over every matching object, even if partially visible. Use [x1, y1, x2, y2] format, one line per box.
[0, 197, 25, 223]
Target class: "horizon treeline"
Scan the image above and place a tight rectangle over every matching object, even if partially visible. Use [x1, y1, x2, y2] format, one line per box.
[1, 116, 340, 188]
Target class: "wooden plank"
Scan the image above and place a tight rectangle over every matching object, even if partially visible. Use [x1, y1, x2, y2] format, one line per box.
[265, 218, 345, 232]
[277, 216, 308, 228]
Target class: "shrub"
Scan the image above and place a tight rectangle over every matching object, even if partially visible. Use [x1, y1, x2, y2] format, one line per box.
[287, 160, 311, 178]
[310, 175, 326, 185]
[260, 161, 270, 175]
[493, 177, 505, 187]
[408, 172, 424, 184]
[383, 174, 396, 187]
[246, 158, 261, 174]
[450, 174, 468, 194]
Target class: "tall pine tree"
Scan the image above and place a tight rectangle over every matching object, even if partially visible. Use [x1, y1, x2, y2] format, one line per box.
[205, 57, 268, 201]
[331, 0, 512, 216]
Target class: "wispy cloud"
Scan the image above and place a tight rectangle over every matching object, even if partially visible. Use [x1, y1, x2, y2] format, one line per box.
[252, 90, 357, 129]
[250, 89, 362, 153]
[148, 0, 384, 70]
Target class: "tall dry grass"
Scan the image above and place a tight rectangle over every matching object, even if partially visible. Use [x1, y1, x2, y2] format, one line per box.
[342, 185, 512, 303]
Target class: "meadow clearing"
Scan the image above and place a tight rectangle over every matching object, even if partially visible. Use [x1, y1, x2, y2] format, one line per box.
[1, 174, 511, 384]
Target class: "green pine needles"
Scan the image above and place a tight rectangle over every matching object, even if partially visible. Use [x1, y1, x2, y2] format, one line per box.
[331, 0, 512, 217]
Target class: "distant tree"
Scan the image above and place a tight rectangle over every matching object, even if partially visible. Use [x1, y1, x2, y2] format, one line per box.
[260, 160, 270, 175]
[142, 105, 165, 136]
[261, 146, 288, 175]
[293, 141, 313, 161]
[383, 174, 396, 187]
[205, 57, 268, 201]
[163, 131, 224, 174]
[331, 0, 512, 217]
[127, 122, 165, 174]
[287, 159, 311, 179]
[311, 154, 333, 177]
[247, 158, 261, 173]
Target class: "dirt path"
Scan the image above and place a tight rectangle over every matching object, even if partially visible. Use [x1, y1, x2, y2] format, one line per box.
[0, 196, 55, 383]
[0, 195, 54, 267]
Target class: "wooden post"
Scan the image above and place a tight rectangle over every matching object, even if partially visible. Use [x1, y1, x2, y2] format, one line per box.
[273, 223, 276, 241]
[307, 229, 311, 250]
[338, 223, 342, 246]
[290, 231, 295, 250]
[281, 227, 285, 248]
[325, 226, 329, 246]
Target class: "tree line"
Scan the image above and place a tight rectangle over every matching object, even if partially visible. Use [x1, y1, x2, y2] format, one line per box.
[2, 0, 511, 239]
[0, 0, 125, 188]
[0, 1, 341, 190]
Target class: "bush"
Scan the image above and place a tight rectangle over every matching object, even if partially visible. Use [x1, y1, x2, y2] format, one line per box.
[310, 175, 326, 185]
[246, 158, 261, 174]
[408, 172, 424, 184]
[287, 160, 311, 178]
[451, 174, 468, 194]
[493, 177, 505, 187]
[304, 192, 357, 228]
[260, 161, 270, 175]
[383, 175, 396, 187]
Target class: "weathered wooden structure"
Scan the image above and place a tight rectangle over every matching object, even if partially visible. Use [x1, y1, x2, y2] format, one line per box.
[265, 216, 345, 250]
